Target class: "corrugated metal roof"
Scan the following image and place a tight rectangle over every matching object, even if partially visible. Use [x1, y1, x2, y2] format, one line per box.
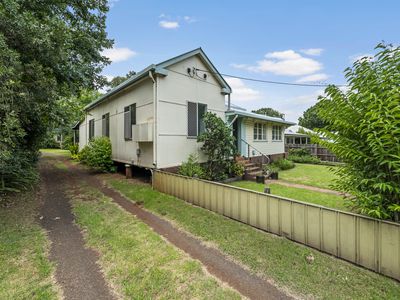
[226, 109, 296, 126]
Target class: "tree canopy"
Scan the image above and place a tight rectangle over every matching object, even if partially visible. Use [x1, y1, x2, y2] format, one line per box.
[0, 1, 112, 193]
[298, 101, 327, 130]
[316, 43, 400, 221]
[107, 71, 136, 89]
[252, 107, 284, 118]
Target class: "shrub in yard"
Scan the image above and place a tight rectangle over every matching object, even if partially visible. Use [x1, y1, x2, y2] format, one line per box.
[263, 164, 280, 176]
[288, 154, 321, 164]
[197, 112, 236, 181]
[178, 154, 204, 178]
[79, 137, 114, 172]
[230, 162, 245, 177]
[315, 43, 400, 221]
[272, 158, 295, 170]
[289, 148, 311, 157]
[69, 144, 79, 155]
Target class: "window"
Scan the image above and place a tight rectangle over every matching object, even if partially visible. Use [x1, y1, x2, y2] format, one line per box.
[124, 104, 136, 140]
[102, 113, 110, 137]
[89, 119, 95, 140]
[187, 102, 207, 137]
[253, 123, 267, 141]
[272, 125, 282, 141]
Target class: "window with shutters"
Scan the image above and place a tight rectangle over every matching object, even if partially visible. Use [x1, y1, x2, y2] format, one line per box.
[89, 119, 95, 140]
[124, 104, 136, 140]
[253, 123, 267, 141]
[102, 113, 110, 137]
[187, 101, 207, 137]
[272, 125, 282, 141]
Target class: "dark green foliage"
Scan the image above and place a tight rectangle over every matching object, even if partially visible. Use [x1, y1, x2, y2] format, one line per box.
[288, 148, 321, 164]
[289, 148, 312, 157]
[178, 154, 205, 178]
[197, 112, 236, 181]
[107, 71, 136, 88]
[229, 162, 245, 177]
[298, 101, 327, 130]
[315, 43, 400, 221]
[252, 107, 284, 118]
[79, 137, 114, 172]
[0, 1, 112, 193]
[273, 159, 295, 170]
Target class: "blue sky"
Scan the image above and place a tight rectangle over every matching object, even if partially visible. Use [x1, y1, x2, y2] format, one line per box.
[102, 0, 400, 122]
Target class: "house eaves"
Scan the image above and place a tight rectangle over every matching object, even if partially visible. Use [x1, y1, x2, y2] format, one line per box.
[226, 110, 296, 126]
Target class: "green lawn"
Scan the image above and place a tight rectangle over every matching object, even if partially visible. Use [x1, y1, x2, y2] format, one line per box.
[279, 163, 338, 190]
[40, 148, 70, 156]
[0, 192, 59, 299]
[107, 178, 400, 299]
[70, 184, 240, 299]
[229, 180, 347, 211]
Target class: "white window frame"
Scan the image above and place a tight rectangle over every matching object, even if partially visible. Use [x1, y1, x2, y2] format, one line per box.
[253, 123, 267, 141]
[272, 125, 282, 141]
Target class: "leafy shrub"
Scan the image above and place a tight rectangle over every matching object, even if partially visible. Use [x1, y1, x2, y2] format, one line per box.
[197, 112, 236, 181]
[230, 162, 245, 177]
[78, 137, 114, 172]
[69, 144, 79, 155]
[288, 155, 321, 164]
[315, 43, 400, 221]
[178, 154, 204, 178]
[272, 158, 295, 170]
[263, 164, 280, 175]
[289, 148, 311, 157]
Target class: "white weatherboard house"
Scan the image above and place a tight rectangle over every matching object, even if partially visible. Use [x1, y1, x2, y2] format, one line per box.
[77, 48, 294, 170]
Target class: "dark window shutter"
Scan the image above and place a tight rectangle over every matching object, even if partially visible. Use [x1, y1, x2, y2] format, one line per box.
[187, 102, 197, 137]
[102, 113, 110, 137]
[124, 106, 132, 140]
[89, 119, 94, 140]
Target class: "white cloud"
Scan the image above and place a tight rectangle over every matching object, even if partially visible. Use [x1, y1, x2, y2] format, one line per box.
[225, 77, 261, 102]
[159, 20, 179, 29]
[300, 48, 324, 56]
[102, 47, 137, 63]
[183, 16, 197, 23]
[296, 73, 329, 83]
[232, 50, 323, 76]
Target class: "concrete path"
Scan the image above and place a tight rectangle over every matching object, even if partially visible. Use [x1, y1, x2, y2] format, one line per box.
[39, 155, 114, 300]
[265, 179, 344, 195]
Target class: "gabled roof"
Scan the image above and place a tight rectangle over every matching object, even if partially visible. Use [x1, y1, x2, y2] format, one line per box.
[226, 109, 296, 126]
[85, 48, 231, 111]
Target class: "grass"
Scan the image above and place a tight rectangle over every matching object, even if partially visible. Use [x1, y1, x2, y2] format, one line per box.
[40, 148, 70, 157]
[70, 184, 240, 299]
[279, 163, 338, 190]
[107, 178, 400, 299]
[229, 180, 347, 211]
[0, 191, 59, 300]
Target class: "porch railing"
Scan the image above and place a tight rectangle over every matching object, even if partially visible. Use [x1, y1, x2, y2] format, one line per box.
[240, 138, 270, 165]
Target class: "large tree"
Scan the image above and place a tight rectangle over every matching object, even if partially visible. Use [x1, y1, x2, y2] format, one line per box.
[0, 1, 112, 193]
[108, 71, 136, 88]
[316, 43, 400, 221]
[298, 101, 327, 130]
[252, 107, 284, 118]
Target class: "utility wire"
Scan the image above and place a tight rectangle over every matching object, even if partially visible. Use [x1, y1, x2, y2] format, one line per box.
[194, 68, 348, 87]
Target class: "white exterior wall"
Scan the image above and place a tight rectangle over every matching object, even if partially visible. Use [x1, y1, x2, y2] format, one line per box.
[79, 78, 155, 168]
[156, 55, 226, 168]
[243, 119, 285, 156]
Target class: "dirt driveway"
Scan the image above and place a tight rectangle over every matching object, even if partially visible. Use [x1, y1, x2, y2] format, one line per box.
[39, 153, 291, 300]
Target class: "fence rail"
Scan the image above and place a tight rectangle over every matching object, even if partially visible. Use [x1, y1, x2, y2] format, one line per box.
[153, 170, 400, 281]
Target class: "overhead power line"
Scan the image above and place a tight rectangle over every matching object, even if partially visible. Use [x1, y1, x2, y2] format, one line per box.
[194, 68, 348, 87]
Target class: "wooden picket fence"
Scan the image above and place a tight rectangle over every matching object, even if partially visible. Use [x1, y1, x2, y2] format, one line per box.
[153, 170, 400, 281]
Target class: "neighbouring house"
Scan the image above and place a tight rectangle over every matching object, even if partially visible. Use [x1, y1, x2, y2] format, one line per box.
[226, 107, 295, 163]
[284, 125, 312, 145]
[76, 48, 295, 171]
